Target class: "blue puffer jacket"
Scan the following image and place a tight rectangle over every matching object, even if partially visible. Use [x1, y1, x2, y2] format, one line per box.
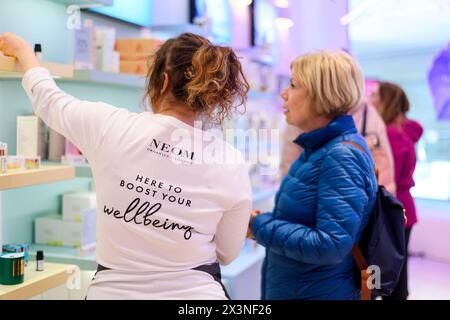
[252, 115, 378, 300]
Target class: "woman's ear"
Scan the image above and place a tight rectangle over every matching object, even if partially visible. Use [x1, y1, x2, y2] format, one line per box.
[160, 72, 169, 95]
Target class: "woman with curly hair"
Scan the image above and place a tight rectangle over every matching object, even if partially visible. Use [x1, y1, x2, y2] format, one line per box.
[0, 32, 251, 299]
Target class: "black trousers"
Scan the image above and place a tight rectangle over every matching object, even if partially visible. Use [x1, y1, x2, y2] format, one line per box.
[383, 227, 412, 300]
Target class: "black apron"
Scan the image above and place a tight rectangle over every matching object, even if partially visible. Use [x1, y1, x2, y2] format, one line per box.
[88, 262, 231, 300]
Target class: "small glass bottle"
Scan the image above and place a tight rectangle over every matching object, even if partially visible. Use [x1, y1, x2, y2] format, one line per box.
[34, 44, 43, 62]
[36, 250, 44, 271]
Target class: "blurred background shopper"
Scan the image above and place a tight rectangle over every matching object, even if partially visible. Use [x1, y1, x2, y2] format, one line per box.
[280, 101, 395, 194]
[371, 81, 424, 300]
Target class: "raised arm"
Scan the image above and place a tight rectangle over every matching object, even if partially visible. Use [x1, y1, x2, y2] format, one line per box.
[1, 32, 128, 158]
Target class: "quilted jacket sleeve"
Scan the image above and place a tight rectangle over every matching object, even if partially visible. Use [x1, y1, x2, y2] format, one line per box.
[252, 145, 371, 265]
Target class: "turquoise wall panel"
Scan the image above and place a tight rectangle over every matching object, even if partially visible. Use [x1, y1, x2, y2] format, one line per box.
[0, 0, 75, 63]
[2, 178, 92, 244]
[0, 79, 34, 155]
[0, 0, 145, 246]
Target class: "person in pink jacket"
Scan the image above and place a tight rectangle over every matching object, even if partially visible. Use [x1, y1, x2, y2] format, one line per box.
[370, 81, 423, 300]
[280, 101, 396, 194]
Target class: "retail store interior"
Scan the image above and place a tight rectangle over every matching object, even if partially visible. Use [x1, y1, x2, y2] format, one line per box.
[0, 0, 449, 300]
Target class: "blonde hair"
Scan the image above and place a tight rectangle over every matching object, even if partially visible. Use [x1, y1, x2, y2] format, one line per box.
[291, 50, 365, 117]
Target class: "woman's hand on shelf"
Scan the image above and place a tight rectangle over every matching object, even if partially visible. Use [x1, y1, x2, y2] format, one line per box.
[0, 32, 40, 72]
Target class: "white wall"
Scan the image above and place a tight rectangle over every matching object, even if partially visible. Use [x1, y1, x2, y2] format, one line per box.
[151, 0, 190, 26]
[274, 0, 349, 75]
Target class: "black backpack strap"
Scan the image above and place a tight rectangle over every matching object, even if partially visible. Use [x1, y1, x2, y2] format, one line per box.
[361, 103, 368, 137]
[352, 246, 372, 299]
[343, 140, 368, 155]
[343, 140, 373, 300]
[352, 245, 368, 270]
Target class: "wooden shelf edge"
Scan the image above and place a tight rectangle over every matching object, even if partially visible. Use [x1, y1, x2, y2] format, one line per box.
[0, 263, 77, 300]
[0, 165, 75, 190]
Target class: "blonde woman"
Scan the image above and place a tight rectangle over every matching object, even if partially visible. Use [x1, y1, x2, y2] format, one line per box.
[248, 51, 378, 300]
[0, 32, 251, 299]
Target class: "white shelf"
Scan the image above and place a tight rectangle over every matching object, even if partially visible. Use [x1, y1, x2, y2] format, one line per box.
[50, 0, 112, 7]
[0, 70, 280, 95]
[0, 262, 77, 300]
[63, 70, 146, 88]
[0, 69, 145, 89]
[0, 71, 21, 79]
[0, 165, 75, 191]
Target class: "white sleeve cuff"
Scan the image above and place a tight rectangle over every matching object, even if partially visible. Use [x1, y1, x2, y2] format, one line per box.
[21, 67, 53, 99]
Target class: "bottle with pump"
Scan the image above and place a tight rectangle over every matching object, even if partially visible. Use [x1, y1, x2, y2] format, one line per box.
[36, 250, 44, 271]
[34, 44, 43, 62]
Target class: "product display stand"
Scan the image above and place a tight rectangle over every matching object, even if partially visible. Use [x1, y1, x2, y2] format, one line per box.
[0, 165, 76, 299]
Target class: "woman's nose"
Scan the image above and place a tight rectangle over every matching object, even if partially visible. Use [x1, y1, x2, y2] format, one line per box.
[280, 89, 287, 101]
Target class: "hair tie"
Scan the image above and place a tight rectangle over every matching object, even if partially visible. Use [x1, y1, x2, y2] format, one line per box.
[185, 66, 195, 80]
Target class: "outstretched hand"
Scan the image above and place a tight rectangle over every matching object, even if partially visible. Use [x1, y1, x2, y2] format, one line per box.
[0, 32, 40, 72]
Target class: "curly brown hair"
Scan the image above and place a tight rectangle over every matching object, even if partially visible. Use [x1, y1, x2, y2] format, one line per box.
[145, 33, 249, 126]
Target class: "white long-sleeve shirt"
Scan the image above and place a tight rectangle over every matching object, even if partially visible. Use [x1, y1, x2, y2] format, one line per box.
[22, 67, 252, 299]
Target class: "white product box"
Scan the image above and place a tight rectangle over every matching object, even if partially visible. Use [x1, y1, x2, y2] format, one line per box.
[48, 127, 65, 161]
[62, 192, 97, 222]
[63, 208, 96, 248]
[16, 115, 47, 157]
[74, 19, 96, 70]
[35, 215, 64, 246]
[35, 209, 96, 248]
[95, 27, 116, 72]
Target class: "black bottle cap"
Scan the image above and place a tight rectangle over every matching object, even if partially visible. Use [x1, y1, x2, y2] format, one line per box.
[34, 43, 42, 53]
[36, 250, 44, 260]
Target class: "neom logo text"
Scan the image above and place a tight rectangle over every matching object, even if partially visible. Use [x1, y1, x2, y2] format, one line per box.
[148, 139, 194, 161]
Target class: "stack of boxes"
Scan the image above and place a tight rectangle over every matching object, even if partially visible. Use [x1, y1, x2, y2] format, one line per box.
[16, 115, 46, 159]
[115, 38, 163, 75]
[95, 27, 119, 73]
[0, 142, 7, 174]
[0, 119, 43, 174]
[35, 192, 97, 248]
[73, 19, 164, 76]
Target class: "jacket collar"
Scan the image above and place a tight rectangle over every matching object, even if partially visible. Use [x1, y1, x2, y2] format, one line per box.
[294, 115, 357, 155]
